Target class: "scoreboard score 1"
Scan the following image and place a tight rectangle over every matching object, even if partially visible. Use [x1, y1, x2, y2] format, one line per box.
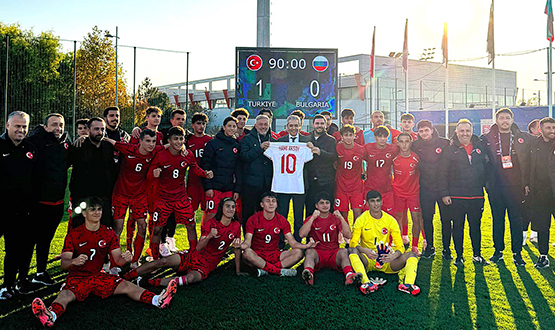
[235, 47, 338, 119]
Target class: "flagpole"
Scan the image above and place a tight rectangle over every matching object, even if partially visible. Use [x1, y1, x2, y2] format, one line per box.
[443, 22, 449, 137]
[492, 57, 496, 119]
[549, 42, 553, 117]
[490, 0, 496, 120]
[404, 19, 409, 115]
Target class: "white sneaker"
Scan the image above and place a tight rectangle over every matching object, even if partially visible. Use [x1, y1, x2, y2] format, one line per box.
[109, 267, 121, 275]
[522, 232, 527, 246]
[102, 263, 110, 273]
[130, 261, 140, 269]
[145, 256, 154, 262]
[257, 269, 268, 277]
[160, 243, 171, 257]
[166, 237, 179, 253]
[280, 268, 297, 277]
[530, 231, 538, 244]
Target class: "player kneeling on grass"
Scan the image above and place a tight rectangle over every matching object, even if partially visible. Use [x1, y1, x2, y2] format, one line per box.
[122, 198, 242, 286]
[298, 192, 360, 286]
[32, 197, 177, 328]
[348, 190, 420, 296]
[241, 192, 318, 277]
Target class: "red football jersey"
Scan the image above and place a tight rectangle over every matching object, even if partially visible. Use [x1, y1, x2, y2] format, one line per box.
[186, 134, 212, 187]
[305, 214, 344, 251]
[62, 224, 119, 277]
[246, 211, 291, 252]
[113, 142, 162, 197]
[333, 129, 364, 145]
[364, 143, 398, 193]
[335, 142, 365, 193]
[392, 151, 420, 198]
[129, 127, 164, 146]
[151, 148, 206, 199]
[199, 218, 241, 265]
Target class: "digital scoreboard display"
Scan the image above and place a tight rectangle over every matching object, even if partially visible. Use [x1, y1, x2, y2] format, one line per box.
[236, 47, 338, 119]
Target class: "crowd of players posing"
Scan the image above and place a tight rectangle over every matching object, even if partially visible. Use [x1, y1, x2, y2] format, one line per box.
[1, 104, 554, 327]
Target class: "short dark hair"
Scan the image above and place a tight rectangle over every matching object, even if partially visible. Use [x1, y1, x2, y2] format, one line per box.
[320, 110, 332, 117]
[260, 191, 277, 201]
[87, 117, 105, 128]
[340, 124, 355, 135]
[231, 108, 249, 119]
[146, 106, 163, 117]
[314, 191, 332, 204]
[83, 196, 104, 211]
[528, 119, 540, 133]
[374, 125, 390, 137]
[313, 114, 326, 123]
[416, 120, 433, 130]
[366, 190, 382, 201]
[103, 106, 119, 118]
[495, 108, 513, 119]
[340, 108, 355, 118]
[222, 116, 238, 128]
[290, 110, 305, 121]
[397, 132, 413, 141]
[259, 108, 273, 118]
[171, 109, 185, 119]
[44, 113, 64, 126]
[76, 118, 89, 127]
[539, 117, 555, 127]
[400, 113, 415, 122]
[140, 128, 156, 140]
[167, 126, 185, 138]
[214, 197, 238, 222]
[191, 112, 208, 124]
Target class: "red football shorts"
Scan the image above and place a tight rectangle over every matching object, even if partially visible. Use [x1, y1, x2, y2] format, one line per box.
[393, 193, 421, 213]
[61, 274, 124, 301]
[187, 184, 206, 211]
[112, 193, 148, 220]
[177, 249, 215, 279]
[205, 190, 242, 216]
[362, 189, 394, 214]
[334, 190, 365, 212]
[152, 197, 194, 227]
[255, 249, 282, 265]
[315, 249, 340, 271]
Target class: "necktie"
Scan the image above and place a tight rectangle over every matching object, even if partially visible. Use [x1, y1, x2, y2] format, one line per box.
[291, 136, 296, 142]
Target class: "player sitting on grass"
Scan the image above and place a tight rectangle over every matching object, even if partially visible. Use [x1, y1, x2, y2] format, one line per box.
[348, 190, 420, 296]
[298, 192, 360, 286]
[32, 197, 177, 328]
[241, 192, 318, 277]
[122, 198, 242, 286]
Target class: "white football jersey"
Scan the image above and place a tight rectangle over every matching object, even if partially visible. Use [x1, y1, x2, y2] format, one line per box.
[264, 142, 314, 194]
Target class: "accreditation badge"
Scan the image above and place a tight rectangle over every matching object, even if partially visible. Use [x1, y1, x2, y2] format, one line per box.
[501, 155, 513, 169]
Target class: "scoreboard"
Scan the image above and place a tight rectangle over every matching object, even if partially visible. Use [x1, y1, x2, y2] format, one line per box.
[235, 47, 338, 119]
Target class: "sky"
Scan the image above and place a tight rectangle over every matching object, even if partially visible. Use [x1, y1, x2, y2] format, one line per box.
[0, 0, 552, 93]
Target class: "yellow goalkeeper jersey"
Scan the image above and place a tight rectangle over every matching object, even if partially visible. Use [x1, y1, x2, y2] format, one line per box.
[350, 211, 404, 253]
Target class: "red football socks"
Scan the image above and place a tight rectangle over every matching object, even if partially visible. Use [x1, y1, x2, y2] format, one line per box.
[412, 236, 419, 248]
[133, 235, 145, 263]
[151, 242, 160, 260]
[342, 265, 354, 276]
[123, 269, 139, 281]
[263, 262, 281, 275]
[139, 290, 155, 305]
[304, 267, 314, 274]
[189, 239, 197, 251]
[148, 278, 162, 287]
[49, 302, 65, 318]
[402, 225, 409, 236]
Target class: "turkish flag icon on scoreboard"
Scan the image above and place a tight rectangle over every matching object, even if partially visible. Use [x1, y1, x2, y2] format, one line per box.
[246, 54, 263, 71]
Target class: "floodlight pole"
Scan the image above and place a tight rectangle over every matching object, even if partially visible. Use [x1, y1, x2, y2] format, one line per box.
[4, 35, 9, 132]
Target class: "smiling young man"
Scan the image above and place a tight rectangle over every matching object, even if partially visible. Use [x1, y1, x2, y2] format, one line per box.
[348, 190, 420, 296]
[31, 197, 177, 328]
[103, 106, 130, 143]
[299, 192, 357, 286]
[332, 108, 364, 145]
[241, 192, 318, 277]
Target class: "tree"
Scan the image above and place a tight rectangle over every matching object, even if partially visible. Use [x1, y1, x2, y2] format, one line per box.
[135, 76, 172, 125]
[75, 26, 130, 119]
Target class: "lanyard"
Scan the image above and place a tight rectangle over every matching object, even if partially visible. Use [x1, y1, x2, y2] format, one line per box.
[497, 132, 513, 156]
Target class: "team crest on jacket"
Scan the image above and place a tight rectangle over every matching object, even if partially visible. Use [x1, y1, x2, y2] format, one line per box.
[233, 148, 238, 154]
[228, 233, 234, 239]
[385, 153, 392, 158]
[64, 142, 69, 150]
[330, 224, 337, 231]
[26, 152, 33, 159]
[518, 138, 524, 144]
[475, 149, 482, 154]
[273, 227, 281, 234]
[181, 161, 186, 167]
[98, 239, 107, 248]
[381, 228, 388, 235]
[435, 147, 442, 154]
[353, 155, 360, 161]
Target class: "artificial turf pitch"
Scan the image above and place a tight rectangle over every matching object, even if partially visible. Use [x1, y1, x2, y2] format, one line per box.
[1, 196, 555, 329]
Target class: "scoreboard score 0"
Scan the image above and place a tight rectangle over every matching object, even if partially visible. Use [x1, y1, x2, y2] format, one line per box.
[235, 47, 338, 119]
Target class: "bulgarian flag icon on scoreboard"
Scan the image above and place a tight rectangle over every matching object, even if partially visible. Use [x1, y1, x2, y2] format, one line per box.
[312, 56, 329, 72]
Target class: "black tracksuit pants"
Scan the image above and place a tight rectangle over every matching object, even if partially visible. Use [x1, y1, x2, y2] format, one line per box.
[277, 193, 306, 244]
[420, 188, 451, 251]
[3, 205, 35, 287]
[487, 185, 523, 254]
[33, 203, 65, 273]
[451, 198, 484, 258]
[531, 188, 555, 255]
